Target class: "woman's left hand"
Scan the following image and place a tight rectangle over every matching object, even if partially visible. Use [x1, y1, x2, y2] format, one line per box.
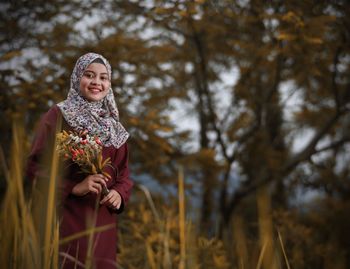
[100, 189, 122, 210]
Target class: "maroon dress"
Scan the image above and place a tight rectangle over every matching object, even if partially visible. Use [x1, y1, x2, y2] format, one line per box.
[26, 105, 133, 269]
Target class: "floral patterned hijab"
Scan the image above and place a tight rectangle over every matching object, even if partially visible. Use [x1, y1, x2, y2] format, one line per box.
[57, 52, 129, 148]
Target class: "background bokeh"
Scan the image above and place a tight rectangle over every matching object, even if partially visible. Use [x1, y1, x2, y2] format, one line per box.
[1, 0, 350, 268]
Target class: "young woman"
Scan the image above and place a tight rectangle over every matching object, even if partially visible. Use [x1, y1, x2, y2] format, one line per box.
[27, 52, 133, 268]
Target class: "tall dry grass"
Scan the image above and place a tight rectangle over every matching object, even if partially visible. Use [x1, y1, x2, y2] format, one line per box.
[0, 122, 54, 268]
[117, 174, 291, 269]
[0, 122, 114, 268]
[1, 122, 291, 269]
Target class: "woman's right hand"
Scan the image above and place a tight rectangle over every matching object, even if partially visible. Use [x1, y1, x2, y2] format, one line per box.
[71, 174, 108, 196]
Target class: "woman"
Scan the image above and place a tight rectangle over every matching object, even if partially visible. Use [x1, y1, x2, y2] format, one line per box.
[27, 52, 133, 268]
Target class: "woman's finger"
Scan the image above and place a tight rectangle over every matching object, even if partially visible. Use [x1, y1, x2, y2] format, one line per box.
[97, 178, 107, 187]
[100, 193, 111, 204]
[91, 176, 107, 187]
[113, 200, 121, 209]
[92, 182, 102, 193]
[96, 174, 109, 183]
[100, 192, 113, 204]
[89, 185, 99, 194]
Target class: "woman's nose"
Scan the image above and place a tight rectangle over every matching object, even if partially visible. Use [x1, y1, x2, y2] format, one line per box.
[91, 77, 101, 85]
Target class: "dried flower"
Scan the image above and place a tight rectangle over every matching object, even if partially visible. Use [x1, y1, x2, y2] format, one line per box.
[56, 130, 112, 196]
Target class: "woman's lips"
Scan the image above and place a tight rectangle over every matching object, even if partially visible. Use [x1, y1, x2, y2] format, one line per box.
[88, 87, 102, 93]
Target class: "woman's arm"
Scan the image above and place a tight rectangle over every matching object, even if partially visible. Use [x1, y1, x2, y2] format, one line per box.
[26, 106, 60, 183]
[100, 143, 133, 213]
[26, 106, 76, 200]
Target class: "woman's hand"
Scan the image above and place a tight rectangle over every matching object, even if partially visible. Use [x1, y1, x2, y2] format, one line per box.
[72, 174, 108, 196]
[100, 189, 122, 210]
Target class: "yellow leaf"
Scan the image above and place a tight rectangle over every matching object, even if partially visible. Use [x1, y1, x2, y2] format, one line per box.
[91, 163, 97, 174]
[97, 152, 102, 170]
[102, 157, 111, 168]
[102, 171, 111, 179]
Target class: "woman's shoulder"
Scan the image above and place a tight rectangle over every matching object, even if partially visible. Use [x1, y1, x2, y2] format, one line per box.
[40, 104, 62, 125]
[47, 104, 61, 116]
[104, 141, 129, 154]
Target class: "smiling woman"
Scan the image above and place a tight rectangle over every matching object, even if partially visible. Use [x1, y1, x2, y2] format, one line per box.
[80, 61, 110, 102]
[26, 52, 133, 269]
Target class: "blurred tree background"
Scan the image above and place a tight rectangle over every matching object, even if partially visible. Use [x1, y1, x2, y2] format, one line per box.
[1, 0, 350, 268]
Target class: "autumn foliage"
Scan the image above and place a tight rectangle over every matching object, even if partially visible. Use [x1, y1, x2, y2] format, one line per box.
[1, 0, 350, 268]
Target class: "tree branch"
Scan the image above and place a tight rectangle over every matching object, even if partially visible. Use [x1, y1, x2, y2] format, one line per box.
[284, 110, 345, 173]
[313, 136, 350, 154]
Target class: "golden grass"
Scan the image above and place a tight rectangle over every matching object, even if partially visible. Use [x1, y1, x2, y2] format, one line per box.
[178, 166, 186, 269]
[1, 122, 294, 269]
[1, 122, 42, 268]
[232, 214, 249, 269]
[43, 116, 61, 269]
[277, 229, 291, 269]
[257, 187, 280, 269]
[0, 122, 122, 268]
[117, 181, 294, 269]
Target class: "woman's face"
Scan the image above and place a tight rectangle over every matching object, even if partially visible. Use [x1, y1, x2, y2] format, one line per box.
[79, 63, 110, 102]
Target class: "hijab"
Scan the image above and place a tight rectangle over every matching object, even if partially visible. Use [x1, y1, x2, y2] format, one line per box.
[57, 52, 129, 149]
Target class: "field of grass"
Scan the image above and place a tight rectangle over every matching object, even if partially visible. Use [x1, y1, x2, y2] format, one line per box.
[1, 123, 334, 269]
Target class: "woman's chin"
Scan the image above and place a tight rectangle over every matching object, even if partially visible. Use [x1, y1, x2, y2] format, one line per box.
[85, 94, 105, 102]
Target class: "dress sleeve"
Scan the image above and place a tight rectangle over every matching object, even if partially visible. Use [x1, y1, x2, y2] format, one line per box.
[26, 106, 76, 200]
[110, 143, 133, 214]
[26, 106, 59, 182]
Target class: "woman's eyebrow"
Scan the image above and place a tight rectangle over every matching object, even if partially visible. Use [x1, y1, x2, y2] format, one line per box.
[84, 69, 108, 75]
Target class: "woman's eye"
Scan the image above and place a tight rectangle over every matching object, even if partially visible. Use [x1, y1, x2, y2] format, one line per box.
[84, 73, 94, 78]
[101, 76, 108, 81]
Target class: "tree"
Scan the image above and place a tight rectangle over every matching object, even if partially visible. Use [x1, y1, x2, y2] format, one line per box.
[2, 0, 350, 266]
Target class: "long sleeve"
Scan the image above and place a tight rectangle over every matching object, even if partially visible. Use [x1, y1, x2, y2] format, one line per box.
[26, 105, 77, 200]
[110, 143, 133, 214]
[26, 106, 60, 182]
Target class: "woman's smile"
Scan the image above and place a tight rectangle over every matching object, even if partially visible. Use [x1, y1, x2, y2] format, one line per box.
[80, 62, 110, 102]
[88, 87, 103, 93]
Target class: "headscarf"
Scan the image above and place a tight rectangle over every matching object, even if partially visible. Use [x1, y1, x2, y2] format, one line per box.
[57, 52, 129, 148]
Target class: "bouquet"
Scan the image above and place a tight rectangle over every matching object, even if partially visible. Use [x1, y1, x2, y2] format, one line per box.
[56, 130, 112, 196]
